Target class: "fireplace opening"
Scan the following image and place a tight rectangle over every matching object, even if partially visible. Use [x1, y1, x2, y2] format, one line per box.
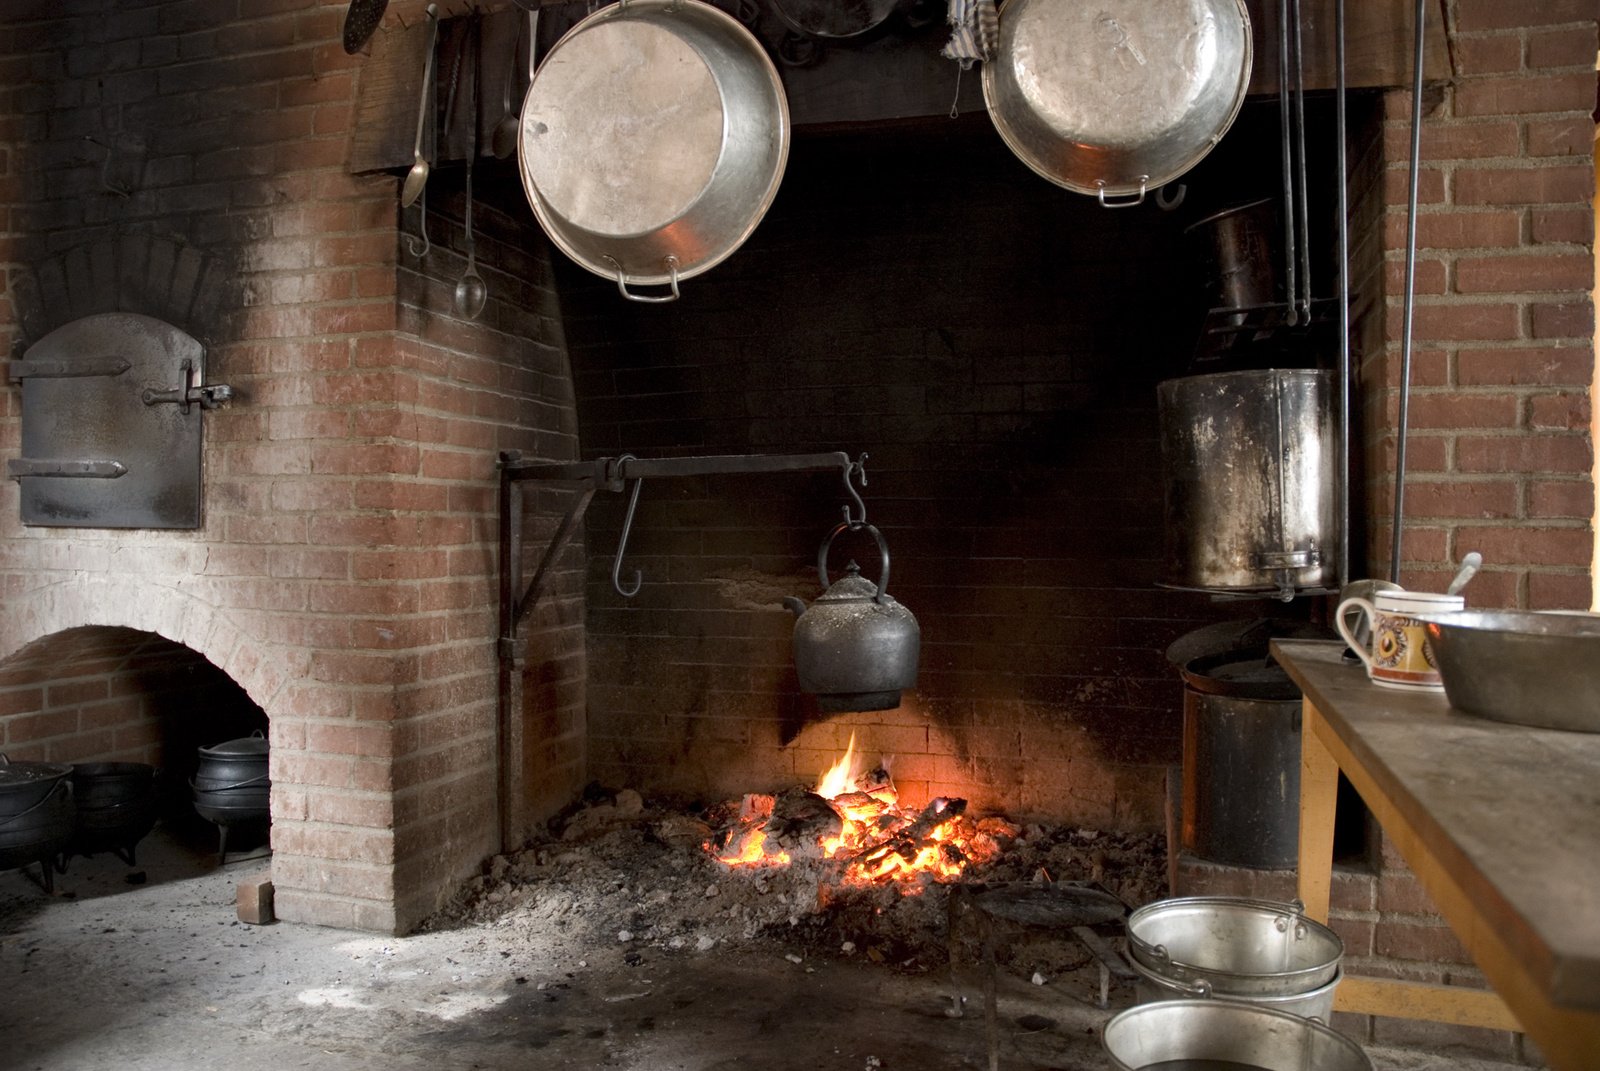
[0, 626, 269, 887]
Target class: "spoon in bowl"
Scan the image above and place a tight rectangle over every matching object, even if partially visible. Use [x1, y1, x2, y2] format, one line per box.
[1446, 551, 1483, 597]
[400, 5, 440, 208]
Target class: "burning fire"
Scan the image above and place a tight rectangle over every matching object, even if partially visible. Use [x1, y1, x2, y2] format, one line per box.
[710, 733, 1015, 888]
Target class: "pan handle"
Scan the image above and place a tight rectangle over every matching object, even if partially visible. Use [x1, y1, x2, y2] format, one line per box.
[1096, 176, 1148, 209]
[604, 255, 681, 304]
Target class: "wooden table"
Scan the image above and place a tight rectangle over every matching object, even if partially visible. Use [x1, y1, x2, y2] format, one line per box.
[1272, 640, 1600, 1071]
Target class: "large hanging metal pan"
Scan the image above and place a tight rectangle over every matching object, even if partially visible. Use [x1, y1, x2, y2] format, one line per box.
[517, 0, 790, 302]
[982, 0, 1251, 206]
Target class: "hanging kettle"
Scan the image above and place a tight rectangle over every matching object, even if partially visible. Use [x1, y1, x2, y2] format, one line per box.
[782, 522, 920, 713]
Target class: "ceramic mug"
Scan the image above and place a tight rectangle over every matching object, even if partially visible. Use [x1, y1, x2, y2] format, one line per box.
[1334, 590, 1464, 690]
[1337, 579, 1405, 651]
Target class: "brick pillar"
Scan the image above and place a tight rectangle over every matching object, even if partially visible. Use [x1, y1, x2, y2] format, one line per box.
[1365, 1, 1598, 607]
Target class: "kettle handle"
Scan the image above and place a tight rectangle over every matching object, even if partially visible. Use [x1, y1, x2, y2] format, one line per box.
[818, 521, 891, 604]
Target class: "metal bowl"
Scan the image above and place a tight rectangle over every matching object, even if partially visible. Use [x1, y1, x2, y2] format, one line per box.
[982, 0, 1251, 203]
[517, 0, 789, 299]
[1419, 610, 1600, 733]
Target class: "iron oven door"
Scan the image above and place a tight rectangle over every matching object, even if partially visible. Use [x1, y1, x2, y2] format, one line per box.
[10, 312, 206, 529]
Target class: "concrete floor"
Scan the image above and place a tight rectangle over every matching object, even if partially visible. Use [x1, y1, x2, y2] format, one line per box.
[0, 826, 1544, 1071]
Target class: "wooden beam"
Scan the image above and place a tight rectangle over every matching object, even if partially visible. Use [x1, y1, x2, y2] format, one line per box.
[1246, 0, 1453, 97]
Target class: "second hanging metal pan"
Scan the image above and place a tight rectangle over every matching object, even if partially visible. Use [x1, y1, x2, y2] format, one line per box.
[982, 0, 1251, 206]
[517, 0, 790, 302]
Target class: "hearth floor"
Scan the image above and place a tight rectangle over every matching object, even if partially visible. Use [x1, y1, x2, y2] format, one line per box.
[0, 825, 1542, 1071]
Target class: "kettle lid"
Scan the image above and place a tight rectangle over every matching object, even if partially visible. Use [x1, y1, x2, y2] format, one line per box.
[200, 732, 269, 757]
[816, 561, 883, 602]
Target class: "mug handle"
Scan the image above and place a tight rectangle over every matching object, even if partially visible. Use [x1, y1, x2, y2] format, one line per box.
[1334, 597, 1377, 669]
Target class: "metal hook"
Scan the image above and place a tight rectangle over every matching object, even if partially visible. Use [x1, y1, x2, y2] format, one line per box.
[611, 455, 643, 598]
[405, 183, 430, 258]
[840, 452, 868, 527]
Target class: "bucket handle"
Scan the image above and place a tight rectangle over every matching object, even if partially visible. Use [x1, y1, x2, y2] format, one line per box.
[1155, 973, 1213, 999]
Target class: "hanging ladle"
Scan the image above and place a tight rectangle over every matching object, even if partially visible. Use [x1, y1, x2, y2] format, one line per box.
[454, 18, 488, 320]
[490, 9, 535, 160]
[401, 5, 440, 209]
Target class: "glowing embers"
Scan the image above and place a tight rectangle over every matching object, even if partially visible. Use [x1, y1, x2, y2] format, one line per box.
[709, 733, 1017, 889]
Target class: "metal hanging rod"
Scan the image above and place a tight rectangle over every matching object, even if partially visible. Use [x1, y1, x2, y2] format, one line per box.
[498, 448, 868, 653]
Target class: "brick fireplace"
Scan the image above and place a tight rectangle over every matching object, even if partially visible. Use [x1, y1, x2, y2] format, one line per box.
[0, 0, 1594, 990]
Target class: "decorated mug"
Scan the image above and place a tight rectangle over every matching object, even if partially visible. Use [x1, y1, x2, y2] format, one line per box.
[1334, 590, 1464, 690]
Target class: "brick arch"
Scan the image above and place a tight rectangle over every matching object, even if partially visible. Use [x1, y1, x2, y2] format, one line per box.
[0, 575, 299, 718]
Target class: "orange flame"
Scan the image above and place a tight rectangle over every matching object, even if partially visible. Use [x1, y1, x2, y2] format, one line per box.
[709, 734, 1014, 888]
[814, 732, 859, 799]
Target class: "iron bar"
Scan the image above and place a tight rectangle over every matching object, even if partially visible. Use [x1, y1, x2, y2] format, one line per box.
[1335, 0, 1350, 586]
[1391, 0, 1427, 584]
[1277, 0, 1297, 325]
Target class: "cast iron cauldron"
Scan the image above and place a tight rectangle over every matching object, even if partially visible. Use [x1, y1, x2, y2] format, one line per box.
[783, 522, 919, 713]
[67, 762, 157, 867]
[193, 733, 269, 862]
[0, 754, 75, 892]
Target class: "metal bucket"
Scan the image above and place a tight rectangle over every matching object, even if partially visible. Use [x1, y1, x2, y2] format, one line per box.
[1157, 369, 1338, 598]
[1103, 1000, 1373, 1071]
[1132, 959, 1343, 1022]
[1128, 897, 1343, 996]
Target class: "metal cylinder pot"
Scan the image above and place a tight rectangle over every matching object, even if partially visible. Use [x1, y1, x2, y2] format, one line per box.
[1103, 999, 1372, 1071]
[1180, 673, 1302, 869]
[1157, 369, 1339, 597]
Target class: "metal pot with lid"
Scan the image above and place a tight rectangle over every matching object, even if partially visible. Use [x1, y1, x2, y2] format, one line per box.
[193, 732, 270, 861]
[783, 523, 920, 713]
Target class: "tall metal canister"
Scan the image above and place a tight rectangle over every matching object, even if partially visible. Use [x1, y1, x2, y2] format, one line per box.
[1179, 652, 1302, 868]
[1157, 369, 1338, 599]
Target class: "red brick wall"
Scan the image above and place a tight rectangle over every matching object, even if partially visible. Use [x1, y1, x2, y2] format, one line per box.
[0, 0, 581, 933]
[1364, 1, 1597, 606]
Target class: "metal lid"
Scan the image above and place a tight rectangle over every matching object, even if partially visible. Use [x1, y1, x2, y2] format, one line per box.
[199, 735, 269, 757]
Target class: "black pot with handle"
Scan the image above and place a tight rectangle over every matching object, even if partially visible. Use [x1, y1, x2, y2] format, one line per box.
[68, 762, 158, 866]
[0, 755, 75, 891]
[193, 733, 270, 825]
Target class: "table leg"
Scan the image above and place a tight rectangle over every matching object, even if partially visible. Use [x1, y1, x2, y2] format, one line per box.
[1297, 698, 1339, 923]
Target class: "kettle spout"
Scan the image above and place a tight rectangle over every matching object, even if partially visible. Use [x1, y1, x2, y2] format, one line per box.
[781, 596, 807, 618]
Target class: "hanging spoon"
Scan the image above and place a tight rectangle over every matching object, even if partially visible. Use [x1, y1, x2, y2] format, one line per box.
[400, 5, 440, 209]
[489, 9, 533, 160]
[454, 19, 487, 321]
[1446, 551, 1483, 597]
